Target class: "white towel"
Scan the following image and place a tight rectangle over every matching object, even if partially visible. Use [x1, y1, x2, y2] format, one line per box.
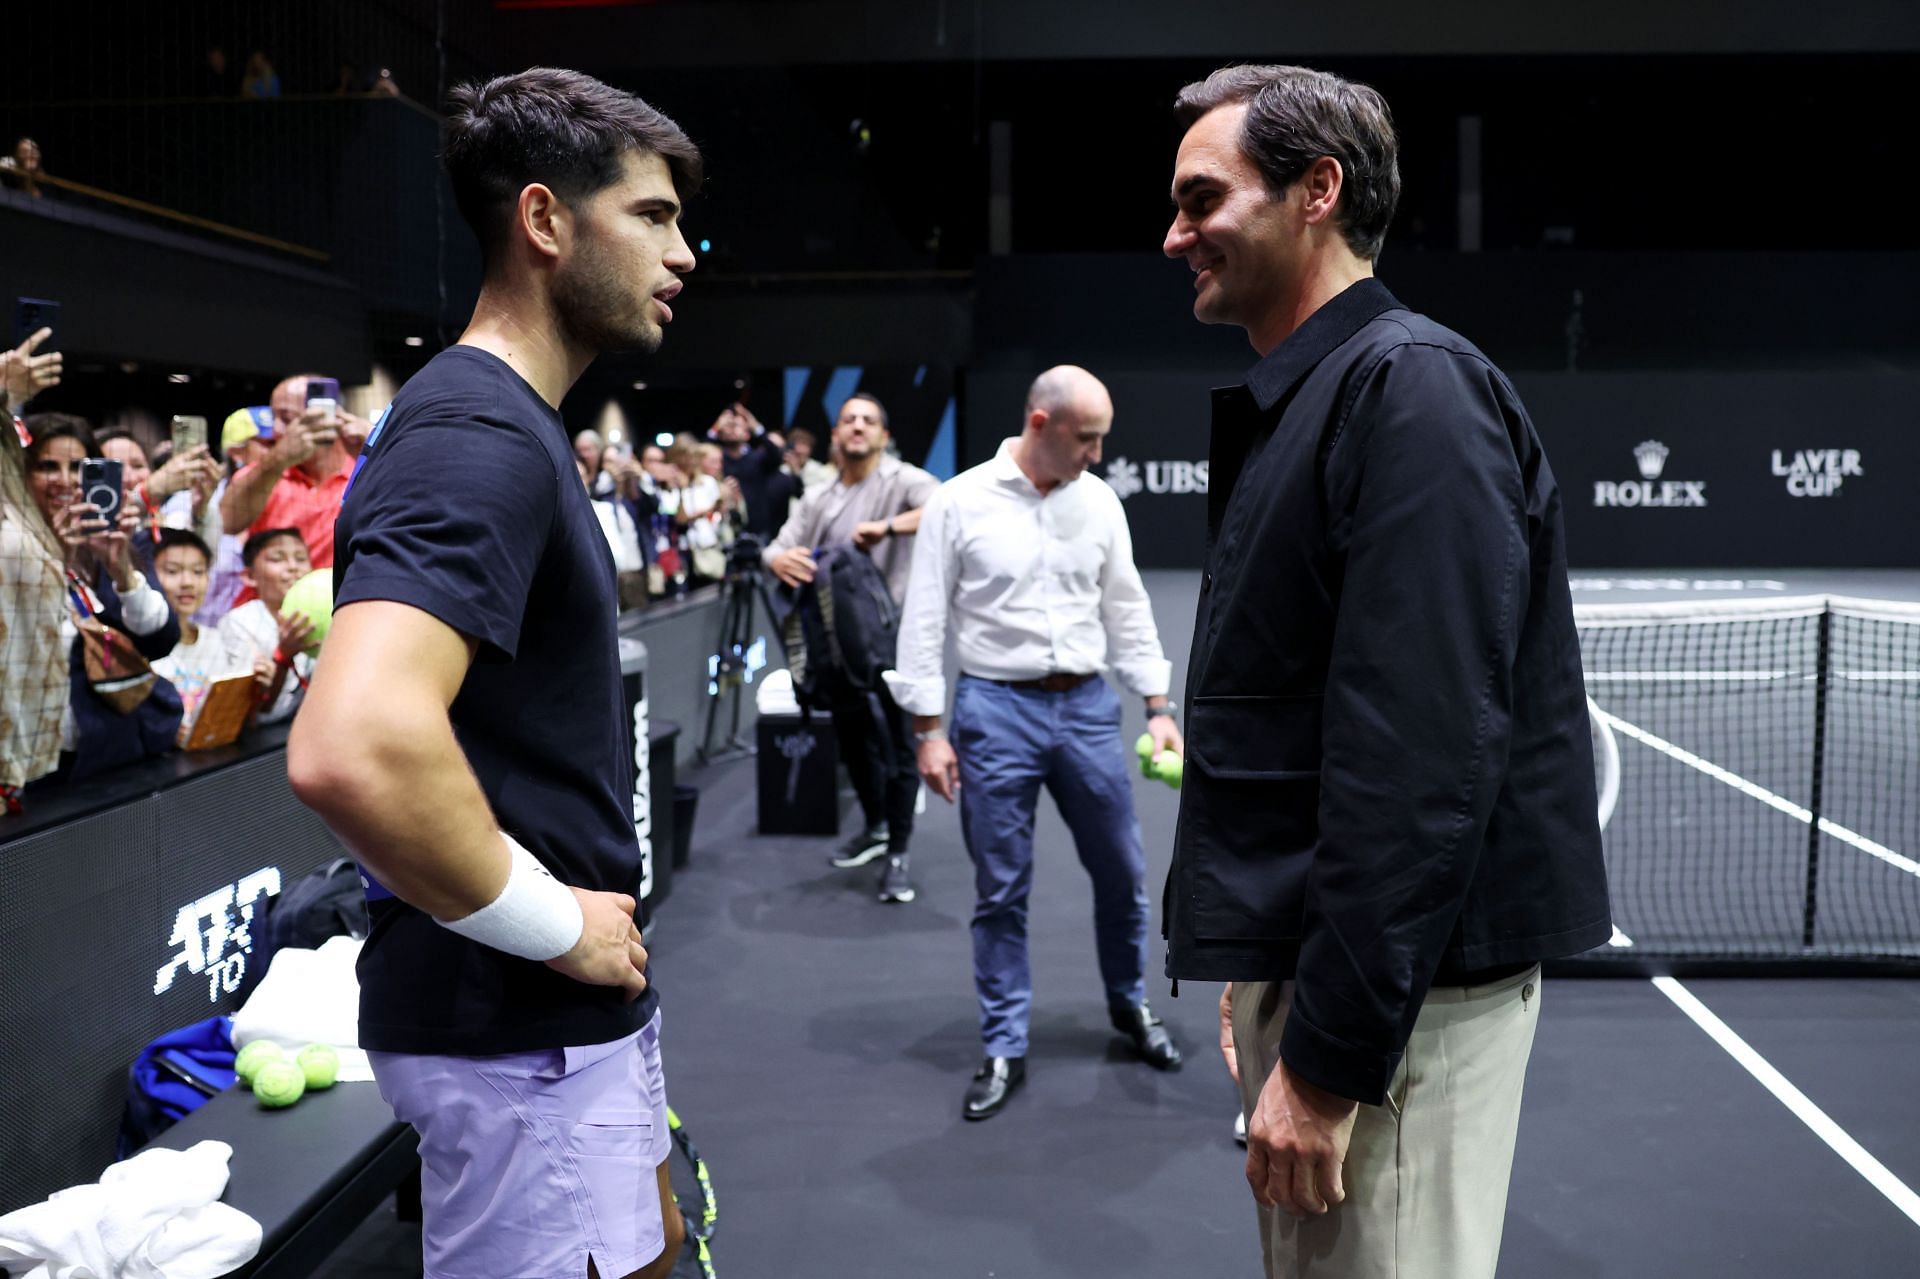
[229, 934, 373, 1083]
[0, 1140, 261, 1279]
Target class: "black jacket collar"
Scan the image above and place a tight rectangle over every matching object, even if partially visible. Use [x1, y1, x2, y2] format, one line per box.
[1245, 277, 1403, 413]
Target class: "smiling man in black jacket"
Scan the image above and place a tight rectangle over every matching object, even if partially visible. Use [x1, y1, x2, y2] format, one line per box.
[1160, 65, 1611, 1279]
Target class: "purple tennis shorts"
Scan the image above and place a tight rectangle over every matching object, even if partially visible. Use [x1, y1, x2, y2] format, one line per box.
[369, 1010, 672, 1279]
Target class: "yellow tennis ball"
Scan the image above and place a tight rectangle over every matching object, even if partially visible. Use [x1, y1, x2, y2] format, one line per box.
[1154, 750, 1183, 788]
[279, 568, 334, 654]
[297, 1043, 339, 1090]
[253, 1059, 306, 1108]
[234, 1040, 285, 1087]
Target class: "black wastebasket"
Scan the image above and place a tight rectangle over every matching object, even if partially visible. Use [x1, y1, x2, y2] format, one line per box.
[672, 784, 699, 868]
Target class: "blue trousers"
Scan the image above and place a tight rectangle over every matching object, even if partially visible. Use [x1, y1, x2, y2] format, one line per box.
[951, 675, 1150, 1058]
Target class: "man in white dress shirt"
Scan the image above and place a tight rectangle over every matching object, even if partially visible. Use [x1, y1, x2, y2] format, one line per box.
[890, 364, 1186, 1120]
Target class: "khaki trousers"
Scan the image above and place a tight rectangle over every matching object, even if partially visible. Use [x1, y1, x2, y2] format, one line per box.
[1231, 965, 1541, 1279]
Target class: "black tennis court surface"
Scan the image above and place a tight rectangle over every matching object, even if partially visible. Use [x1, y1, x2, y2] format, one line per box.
[313, 570, 1920, 1278]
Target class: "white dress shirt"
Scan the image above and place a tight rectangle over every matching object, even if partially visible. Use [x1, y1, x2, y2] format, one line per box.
[889, 438, 1171, 717]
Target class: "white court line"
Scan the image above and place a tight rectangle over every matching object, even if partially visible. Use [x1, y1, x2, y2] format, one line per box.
[1592, 707, 1920, 879]
[1586, 671, 1789, 682]
[1652, 976, 1920, 1229]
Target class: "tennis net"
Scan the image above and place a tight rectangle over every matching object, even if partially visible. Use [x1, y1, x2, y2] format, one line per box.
[1574, 595, 1920, 969]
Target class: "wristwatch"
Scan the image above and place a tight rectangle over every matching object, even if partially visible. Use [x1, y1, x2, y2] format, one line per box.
[914, 726, 948, 744]
[1145, 700, 1178, 721]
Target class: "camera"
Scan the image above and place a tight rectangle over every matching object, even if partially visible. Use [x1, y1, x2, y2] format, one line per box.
[725, 531, 765, 573]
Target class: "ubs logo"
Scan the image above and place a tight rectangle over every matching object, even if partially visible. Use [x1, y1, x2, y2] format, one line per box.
[1102, 456, 1210, 501]
[1593, 440, 1708, 508]
[1771, 449, 1861, 498]
[154, 867, 282, 1003]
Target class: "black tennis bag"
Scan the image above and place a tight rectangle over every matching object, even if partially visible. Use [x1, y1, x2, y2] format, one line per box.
[781, 543, 900, 713]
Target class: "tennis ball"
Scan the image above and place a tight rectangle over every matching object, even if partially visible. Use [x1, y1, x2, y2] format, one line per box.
[234, 1040, 286, 1086]
[1153, 750, 1183, 789]
[253, 1059, 306, 1108]
[297, 1043, 339, 1090]
[279, 568, 334, 653]
[1135, 732, 1156, 775]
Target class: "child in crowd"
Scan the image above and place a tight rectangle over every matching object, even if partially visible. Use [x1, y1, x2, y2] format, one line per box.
[216, 527, 316, 724]
[149, 529, 241, 726]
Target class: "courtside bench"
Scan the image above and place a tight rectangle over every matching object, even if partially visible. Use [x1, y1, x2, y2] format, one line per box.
[149, 1080, 419, 1278]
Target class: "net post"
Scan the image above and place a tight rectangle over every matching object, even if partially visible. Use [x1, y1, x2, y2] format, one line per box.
[1801, 603, 1833, 949]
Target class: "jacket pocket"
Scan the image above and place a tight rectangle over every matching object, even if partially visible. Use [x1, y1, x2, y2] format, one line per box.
[1183, 694, 1322, 941]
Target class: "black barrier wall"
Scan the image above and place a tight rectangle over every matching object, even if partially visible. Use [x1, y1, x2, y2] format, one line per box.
[0, 752, 348, 1214]
[967, 362, 1920, 570]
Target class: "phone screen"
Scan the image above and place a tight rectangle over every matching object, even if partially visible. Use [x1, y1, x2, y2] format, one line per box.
[305, 376, 341, 429]
[80, 458, 124, 526]
[171, 415, 208, 457]
[15, 297, 60, 352]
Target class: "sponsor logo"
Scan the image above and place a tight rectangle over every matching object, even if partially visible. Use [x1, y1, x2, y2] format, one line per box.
[1102, 456, 1210, 501]
[633, 688, 653, 901]
[1771, 448, 1861, 498]
[1593, 440, 1707, 508]
[155, 867, 282, 1003]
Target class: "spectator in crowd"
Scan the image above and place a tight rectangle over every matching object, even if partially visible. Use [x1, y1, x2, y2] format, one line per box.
[23, 414, 183, 781]
[713, 402, 796, 541]
[785, 427, 836, 493]
[578, 457, 648, 610]
[573, 428, 618, 498]
[241, 52, 282, 100]
[216, 527, 315, 725]
[200, 46, 235, 98]
[190, 406, 274, 625]
[1, 411, 68, 810]
[764, 392, 939, 901]
[95, 427, 222, 548]
[221, 374, 369, 605]
[333, 60, 366, 95]
[0, 138, 45, 199]
[149, 529, 233, 727]
[676, 441, 733, 582]
[2, 325, 62, 417]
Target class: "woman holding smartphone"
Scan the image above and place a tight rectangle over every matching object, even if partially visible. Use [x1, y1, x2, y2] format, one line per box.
[19, 414, 182, 782]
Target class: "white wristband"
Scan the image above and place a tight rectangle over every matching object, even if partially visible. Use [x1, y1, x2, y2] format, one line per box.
[435, 835, 585, 961]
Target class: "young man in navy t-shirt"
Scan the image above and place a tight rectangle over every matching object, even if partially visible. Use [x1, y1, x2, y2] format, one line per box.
[289, 69, 700, 1279]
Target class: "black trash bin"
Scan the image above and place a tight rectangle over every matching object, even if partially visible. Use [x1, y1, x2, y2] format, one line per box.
[672, 784, 699, 869]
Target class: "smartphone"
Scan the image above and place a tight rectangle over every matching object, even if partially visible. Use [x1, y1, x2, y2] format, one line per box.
[171, 415, 208, 458]
[79, 457, 124, 526]
[304, 376, 341, 426]
[15, 297, 60, 352]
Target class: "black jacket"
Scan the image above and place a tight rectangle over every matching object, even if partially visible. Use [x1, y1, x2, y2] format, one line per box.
[1164, 279, 1610, 1104]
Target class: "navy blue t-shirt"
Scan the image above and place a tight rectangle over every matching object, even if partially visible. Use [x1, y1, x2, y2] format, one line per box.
[333, 345, 655, 1055]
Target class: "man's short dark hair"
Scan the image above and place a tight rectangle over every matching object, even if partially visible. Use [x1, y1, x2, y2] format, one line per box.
[243, 526, 304, 568]
[1174, 65, 1400, 264]
[841, 393, 888, 429]
[155, 527, 212, 565]
[443, 68, 704, 270]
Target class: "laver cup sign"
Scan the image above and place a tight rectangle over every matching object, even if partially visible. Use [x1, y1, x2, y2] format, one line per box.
[1519, 371, 1920, 568]
[1592, 441, 1708, 509]
[1772, 449, 1862, 498]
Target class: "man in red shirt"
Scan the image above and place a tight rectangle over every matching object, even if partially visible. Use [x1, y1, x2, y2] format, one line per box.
[220, 373, 371, 601]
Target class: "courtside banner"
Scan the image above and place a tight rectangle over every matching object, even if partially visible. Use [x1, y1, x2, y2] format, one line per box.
[1519, 371, 1920, 569]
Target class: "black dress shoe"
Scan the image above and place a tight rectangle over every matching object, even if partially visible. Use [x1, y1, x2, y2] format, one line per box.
[962, 1056, 1026, 1121]
[1110, 1003, 1183, 1071]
